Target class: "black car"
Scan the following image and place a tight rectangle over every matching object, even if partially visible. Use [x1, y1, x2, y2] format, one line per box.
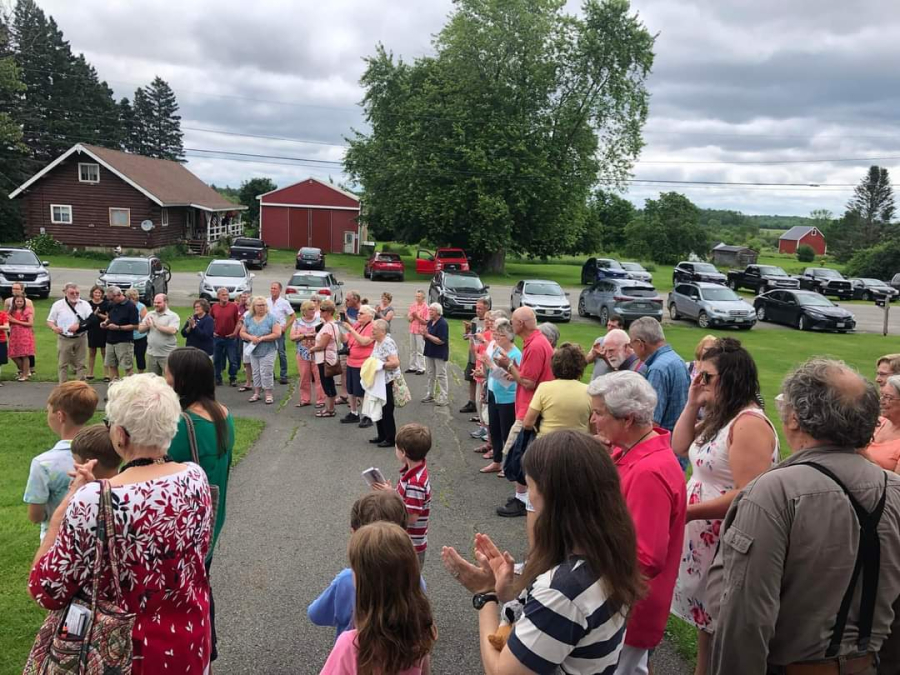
[580, 257, 629, 285]
[229, 237, 268, 269]
[296, 247, 325, 270]
[850, 278, 898, 302]
[0, 248, 51, 298]
[754, 289, 855, 333]
[673, 261, 727, 285]
[428, 271, 491, 316]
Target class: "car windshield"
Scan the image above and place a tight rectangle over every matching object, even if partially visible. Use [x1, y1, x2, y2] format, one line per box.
[446, 275, 483, 290]
[437, 249, 465, 259]
[619, 286, 657, 298]
[814, 269, 842, 278]
[598, 259, 624, 269]
[701, 288, 740, 302]
[206, 263, 245, 277]
[758, 266, 788, 276]
[861, 278, 887, 286]
[524, 282, 563, 296]
[620, 262, 644, 271]
[289, 275, 326, 287]
[106, 259, 149, 275]
[376, 253, 401, 262]
[694, 263, 718, 273]
[0, 250, 40, 265]
[233, 238, 262, 248]
[796, 293, 834, 307]
[300, 248, 321, 256]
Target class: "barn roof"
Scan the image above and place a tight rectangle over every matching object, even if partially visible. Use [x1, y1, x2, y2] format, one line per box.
[712, 243, 752, 252]
[9, 143, 245, 212]
[258, 177, 360, 204]
[779, 225, 816, 241]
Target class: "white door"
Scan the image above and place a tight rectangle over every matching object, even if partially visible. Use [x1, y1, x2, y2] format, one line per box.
[343, 231, 355, 254]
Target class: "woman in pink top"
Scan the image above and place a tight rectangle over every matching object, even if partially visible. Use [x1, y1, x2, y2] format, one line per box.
[8, 294, 35, 380]
[865, 375, 900, 472]
[341, 305, 377, 426]
[320, 521, 434, 674]
[406, 291, 429, 375]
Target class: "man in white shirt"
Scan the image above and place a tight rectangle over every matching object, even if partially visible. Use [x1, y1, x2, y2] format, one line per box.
[267, 281, 296, 384]
[139, 293, 181, 376]
[46, 283, 94, 382]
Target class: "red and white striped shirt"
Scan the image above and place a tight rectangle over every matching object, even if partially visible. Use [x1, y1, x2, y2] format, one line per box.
[397, 462, 431, 553]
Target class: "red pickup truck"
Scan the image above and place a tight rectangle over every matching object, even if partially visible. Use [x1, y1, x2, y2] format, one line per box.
[415, 248, 470, 275]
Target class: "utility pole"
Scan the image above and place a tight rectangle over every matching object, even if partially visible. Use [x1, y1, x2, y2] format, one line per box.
[882, 299, 891, 336]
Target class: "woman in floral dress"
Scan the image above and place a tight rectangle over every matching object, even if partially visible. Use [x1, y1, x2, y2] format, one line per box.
[8, 294, 34, 380]
[670, 338, 778, 675]
[29, 374, 213, 674]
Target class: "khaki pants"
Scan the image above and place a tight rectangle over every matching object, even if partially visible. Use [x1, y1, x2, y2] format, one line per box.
[57, 334, 87, 383]
[425, 357, 448, 405]
[408, 333, 425, 371]
[147, 353, 168, 376]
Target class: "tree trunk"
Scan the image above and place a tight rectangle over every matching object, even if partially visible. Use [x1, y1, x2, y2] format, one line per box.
[481, 248, 506, 275]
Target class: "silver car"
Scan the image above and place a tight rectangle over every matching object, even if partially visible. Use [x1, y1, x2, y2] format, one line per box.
[198, 260, 254, 301]
[578, 278, 663, 325]
[668, 282, 756, 329]
[510, 279, 571, 322]
[285, 271, 344, 307]
[619, 262, 652, 283]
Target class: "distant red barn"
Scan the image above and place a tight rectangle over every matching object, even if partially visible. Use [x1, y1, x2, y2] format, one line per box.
[258, 178, 362, 254]
[778, 225, 827, 255]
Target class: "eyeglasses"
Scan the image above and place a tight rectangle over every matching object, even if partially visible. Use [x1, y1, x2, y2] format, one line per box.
[882, 394, 900, 403]
[103, 417, 130, 438]
[697, 371, 717, 385]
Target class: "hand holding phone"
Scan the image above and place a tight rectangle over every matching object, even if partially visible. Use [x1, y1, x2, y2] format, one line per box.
[362, 467, 386, 487]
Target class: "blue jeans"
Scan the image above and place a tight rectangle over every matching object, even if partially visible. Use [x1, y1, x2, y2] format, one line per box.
[214, 336, 239, 383]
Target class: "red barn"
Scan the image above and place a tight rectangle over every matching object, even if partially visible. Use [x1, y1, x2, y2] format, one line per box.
[258, 178, 362, 254]
[778, 225, 827, 255]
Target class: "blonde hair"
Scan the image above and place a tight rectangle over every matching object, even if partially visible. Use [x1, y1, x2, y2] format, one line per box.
[320, 299, 336, 314]
[105, 374, 181, 449]
[381, 292, 393, 303]
[125, 288, 140, 302]
[695, 335, 718, 361]
[359, 304, 377, 317]
[300, 300, 315, 313]
[250, 295, 268, 316]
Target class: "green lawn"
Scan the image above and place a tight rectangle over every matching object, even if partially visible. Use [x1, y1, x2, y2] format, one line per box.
[0, 411, 263, 675]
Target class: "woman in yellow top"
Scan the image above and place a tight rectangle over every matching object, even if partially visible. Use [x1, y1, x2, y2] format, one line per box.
[523, 343, 592, 436]
[865, 374, 900, 472]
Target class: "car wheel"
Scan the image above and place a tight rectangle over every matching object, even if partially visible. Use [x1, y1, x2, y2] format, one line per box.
[669, 303, 680, 320]
[698, 311, 710, 328]
[577, 297, 587, 317]
[739, 325, 753, 330]
[798, 315, 810, 331]
[398, 275, 404, 282]
[728, 279, 737, 290]
[38, 292, 49, 300]
[756, 305, 767, 322]
[599, 306, 609, 325]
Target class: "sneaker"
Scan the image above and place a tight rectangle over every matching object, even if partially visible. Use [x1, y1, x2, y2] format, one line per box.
[459, 401, 477, 413]
[415, 370, 426, 375]
[340, 412, 360, 424]
[479, 427, 489, 441]
[470, 428, 484, 439]
[358, 417, 373, 429]
[496, 499, 527, 518]
[421, 395, 435, 403]
[279, 377, 289, 385]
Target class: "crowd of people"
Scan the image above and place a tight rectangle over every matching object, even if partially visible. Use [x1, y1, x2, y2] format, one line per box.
[15, 276, 900, 675]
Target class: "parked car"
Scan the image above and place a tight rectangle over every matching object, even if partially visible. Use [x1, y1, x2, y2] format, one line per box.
[285, 271, 344, 307]
[428, 270, 490, 316]
[0, 247, 51, 299]
[510, 279, 571, 322]
[97, 256, 170, 305]
[892, 272, 900, 292]
[727, 264, 799, 294]
[229, 237, 268, 269]
[580, 257, 629, 285]
[619, 261, 653, 283]
[295, 247, 325, 270]
[415, 247, 470, 275]
[850, 278, 898, 302]
[364, 252, 405, 281]
[668, 282, 756, 329]
[672, 261, 727, 285]
[795, 267, 853, 300]
[754, 289, 855, 333]
[197, 260, 254, 301]
[577, 278, 663, 325]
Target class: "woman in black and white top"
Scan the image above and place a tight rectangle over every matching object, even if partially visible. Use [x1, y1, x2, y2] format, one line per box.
[442, 430, 642, 675]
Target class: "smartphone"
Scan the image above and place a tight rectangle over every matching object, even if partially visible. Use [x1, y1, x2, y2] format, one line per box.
[362, 467, 386, 487]
[339, 311, 348, 323]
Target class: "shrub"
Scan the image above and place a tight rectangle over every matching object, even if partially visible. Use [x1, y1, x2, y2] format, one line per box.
[69, 249, 113, 261]
[209, 241, 230, 257]
[381, 242, 413, 256]
[845, 239, 900, 280]
[796, 244, 816, 263]
[642, 262, 657, 272]
[25, 233, 65, 256]
[156, 243, 188, 260]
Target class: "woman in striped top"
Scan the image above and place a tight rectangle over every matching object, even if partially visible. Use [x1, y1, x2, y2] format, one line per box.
[442, 430, 643, 675]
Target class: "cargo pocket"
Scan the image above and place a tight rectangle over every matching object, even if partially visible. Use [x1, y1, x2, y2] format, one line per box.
[721, 526, 753, 591]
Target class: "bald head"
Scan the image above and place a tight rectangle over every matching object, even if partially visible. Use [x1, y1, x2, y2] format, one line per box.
[512, 306, 537, 335]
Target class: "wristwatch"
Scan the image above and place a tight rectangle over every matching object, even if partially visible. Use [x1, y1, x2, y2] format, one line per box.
[472, 592, 499, 610]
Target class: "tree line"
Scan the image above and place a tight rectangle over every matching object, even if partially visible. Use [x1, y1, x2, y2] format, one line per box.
[0, 0, 184, 240]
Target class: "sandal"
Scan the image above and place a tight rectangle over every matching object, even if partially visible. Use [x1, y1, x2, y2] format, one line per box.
[103, 377, 111, 383]
[473, 443, 491, 453]
[238, 385, 252, 392]
[265, 396, 274, 404]
[316, 410, 336, 418]
[295, 402, 311, 408]
[336, 396, 349, 405]
[248, 395, 260, 402]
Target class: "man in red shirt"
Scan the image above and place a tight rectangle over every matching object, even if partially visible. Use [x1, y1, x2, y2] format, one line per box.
[588, 370, 687, 675]
[210, 287, 241, 386]
[494, 306, 554, 518]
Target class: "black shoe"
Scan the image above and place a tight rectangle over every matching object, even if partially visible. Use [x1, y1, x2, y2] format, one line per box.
[459, 401, 477, 413]
[215, 380, 223, 386]
[229, 380, 237, 387]
[504, 495, 518, 506]
[369, 437, 385, 444]
[358, 417, 373, 429]
[279, 377, 289, 385]
[496, 499, 527, 518]
[377, 439, 395, 448]
[340, 413, 360, 424]
[415, 370, 426, 375]
[405, 368, 417, 373]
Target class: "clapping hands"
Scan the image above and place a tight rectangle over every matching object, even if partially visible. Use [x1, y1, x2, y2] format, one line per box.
[442, 533, 517, 602]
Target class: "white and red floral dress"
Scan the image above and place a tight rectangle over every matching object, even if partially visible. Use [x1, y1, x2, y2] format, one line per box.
[29, 465, 213, 674]
[670, 406, 778, 631]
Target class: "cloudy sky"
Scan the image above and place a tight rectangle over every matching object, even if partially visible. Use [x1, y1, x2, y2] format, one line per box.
[38, 0, 900, 216]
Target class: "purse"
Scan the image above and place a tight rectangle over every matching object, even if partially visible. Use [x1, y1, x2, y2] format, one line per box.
[182, 412, 219, 532]
[24, 480, 136, 674]
[393, 373, 412, 408]
[324, 324, 343, 378]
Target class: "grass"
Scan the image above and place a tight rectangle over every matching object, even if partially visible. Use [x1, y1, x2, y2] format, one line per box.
[0, 411, 263, 675]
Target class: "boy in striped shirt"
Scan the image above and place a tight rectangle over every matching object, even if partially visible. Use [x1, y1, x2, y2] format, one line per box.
[373, 423, 432, 567]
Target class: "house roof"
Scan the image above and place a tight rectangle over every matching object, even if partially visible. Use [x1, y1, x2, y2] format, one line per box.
[779, 225, 817, 241]
[712, 243, 752, 253]
[9, 143, 246, 212]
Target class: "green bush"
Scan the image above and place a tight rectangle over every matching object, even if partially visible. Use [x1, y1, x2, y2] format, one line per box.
[68, 248, 113, 261]
[796, 244, 816, 263]
[209, 241, 230, 257]
[25, 233, 65, 256]
[380, 242, 413, 256]
[642, 262, 657, 272]
[845, 239, 900, 280]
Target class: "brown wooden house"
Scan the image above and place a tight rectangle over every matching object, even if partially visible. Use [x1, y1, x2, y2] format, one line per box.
[10, 143, 246, 252]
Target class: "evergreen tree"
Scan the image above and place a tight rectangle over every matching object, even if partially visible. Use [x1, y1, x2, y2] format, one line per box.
[0, 9, 26, 241]
[118, 97, 135, 152]
[139, 76, 184, 161]
[847, 165, 895, 247]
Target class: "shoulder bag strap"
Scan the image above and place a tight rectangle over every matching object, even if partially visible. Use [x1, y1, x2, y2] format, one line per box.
[99, 480, 126, 605]
[181, 411, 201, 464]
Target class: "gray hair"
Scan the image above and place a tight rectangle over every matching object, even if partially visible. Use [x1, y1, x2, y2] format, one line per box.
[358, 304, 377, 317]
[63, 282, 79, 292]
[781, 358, 880, 449]
[493, 318, 514, 340]
[488, 309, 508, 321]
[106, 373, 181, 450]
[347, 290, 361, 302]
[107, 285, 122, 296]
[538, 322, 560, 348]
[587, 371, 658, 426]
[429, 302, 444, 316]
[373, 318, 389, 333]
[629, 317, 665, 345]
[888, 375, 900, 398]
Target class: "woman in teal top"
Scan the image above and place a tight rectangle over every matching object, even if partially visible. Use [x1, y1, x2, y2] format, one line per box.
[165, 346, 234, 663]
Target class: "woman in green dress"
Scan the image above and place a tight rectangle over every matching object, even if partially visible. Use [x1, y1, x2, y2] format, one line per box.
[165, 346, 234, 663]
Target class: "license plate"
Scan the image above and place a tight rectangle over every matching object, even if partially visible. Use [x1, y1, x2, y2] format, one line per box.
[836, 322, 845, 328]
[635, 303, 650, 309]
[734, 317, 743, 322]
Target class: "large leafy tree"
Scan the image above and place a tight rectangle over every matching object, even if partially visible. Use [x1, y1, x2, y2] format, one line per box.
[238, 177, 277, 225]
[624, 192, 706, 264]
[345, 0, 655, 272]
[583, 189, 635, 253]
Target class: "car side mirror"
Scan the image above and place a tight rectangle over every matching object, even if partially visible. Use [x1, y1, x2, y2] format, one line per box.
[250, 273, 256, 279]
[197, 272, 203, 277]
[565, 291, 570, 296]
[42, 261, 50, 267]
[99, 269, 106, 274]
[338, 281, 344, 285]
[483, 285, 490, 290]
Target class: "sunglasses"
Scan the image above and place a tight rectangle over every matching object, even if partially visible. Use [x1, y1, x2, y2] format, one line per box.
[697, 371, 717, 385]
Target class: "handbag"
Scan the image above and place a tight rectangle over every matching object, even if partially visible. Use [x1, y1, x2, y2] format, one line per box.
[182, 412, 219, 532]
[393, 373, 412, 408]
[323, 324, 343, 378]
[24, 480, 135, 674]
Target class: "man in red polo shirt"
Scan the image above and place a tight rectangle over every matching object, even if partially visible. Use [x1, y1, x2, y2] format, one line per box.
[494, 306, 554, 518]
[210, 287, 241, 386]
[588, 370, 686, 675]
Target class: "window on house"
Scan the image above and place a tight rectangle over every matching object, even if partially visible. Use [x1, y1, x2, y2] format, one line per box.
[161, 208, 169, 227]
[50, 204, 72, 224]
[78, 163, 99, 183]
[109, 208, 131, 227]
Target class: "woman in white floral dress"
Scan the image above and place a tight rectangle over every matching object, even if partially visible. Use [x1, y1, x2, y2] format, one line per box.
[670, 338, 778, 675]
